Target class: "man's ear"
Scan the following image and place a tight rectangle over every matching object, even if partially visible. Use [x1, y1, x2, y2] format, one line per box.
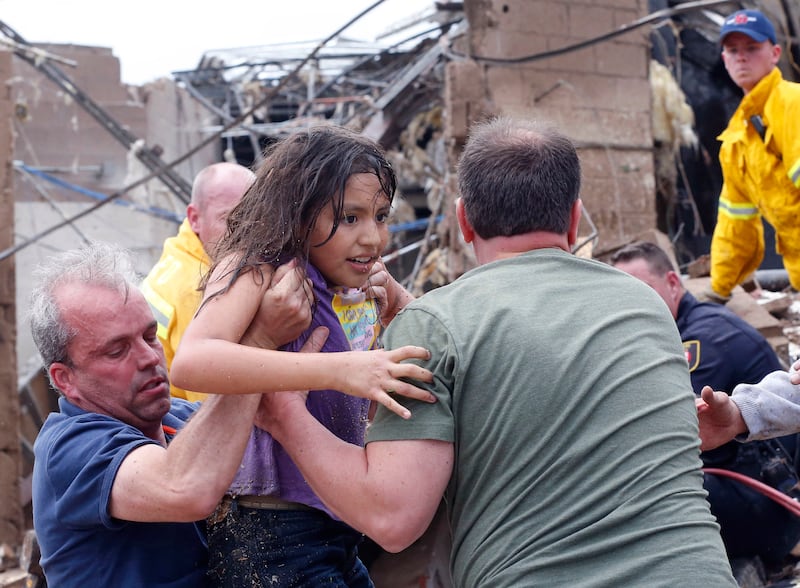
[772, 43, 782, 65]
[567, 199, 582, 247]
[186, 203, 200, 234]
[456, 198, 474, 243]
[50, 363, 75, 400]
[666, 270, 685, 301]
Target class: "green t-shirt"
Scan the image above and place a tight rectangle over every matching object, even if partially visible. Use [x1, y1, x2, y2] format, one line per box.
[370, 249, 735, 587]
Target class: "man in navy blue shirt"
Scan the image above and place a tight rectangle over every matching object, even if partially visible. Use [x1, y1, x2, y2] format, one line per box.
[29, 242, 313, 587]
[612, 241, 800, 570]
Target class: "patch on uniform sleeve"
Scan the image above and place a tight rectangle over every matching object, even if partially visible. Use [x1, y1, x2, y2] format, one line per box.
[683, 340, 700, 372]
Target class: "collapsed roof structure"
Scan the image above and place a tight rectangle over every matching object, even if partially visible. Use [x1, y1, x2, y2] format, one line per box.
[166, 2, 466, 291]
[175, 3, 463, 197]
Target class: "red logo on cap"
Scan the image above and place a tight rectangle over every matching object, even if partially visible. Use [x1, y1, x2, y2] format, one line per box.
[734, 14, 750, 24]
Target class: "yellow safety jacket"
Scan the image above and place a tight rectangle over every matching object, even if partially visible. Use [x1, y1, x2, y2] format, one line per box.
[141, 219, 209, 401]
[711, 67, 800, 297]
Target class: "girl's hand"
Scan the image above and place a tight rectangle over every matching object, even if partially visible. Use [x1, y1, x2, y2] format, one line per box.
[256, 334, 434, 427]
[336, 346, 435, 419]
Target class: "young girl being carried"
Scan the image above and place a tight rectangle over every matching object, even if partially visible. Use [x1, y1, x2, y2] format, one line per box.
[170, 123, 431, 587]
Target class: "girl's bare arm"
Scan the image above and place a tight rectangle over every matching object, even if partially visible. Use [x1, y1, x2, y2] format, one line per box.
[171, 256, 435, 418]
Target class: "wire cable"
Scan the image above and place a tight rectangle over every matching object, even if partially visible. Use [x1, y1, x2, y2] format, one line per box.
[15, 163, 183, 223]
[703, 467, 800, 518]
[447, 0, 738, 65]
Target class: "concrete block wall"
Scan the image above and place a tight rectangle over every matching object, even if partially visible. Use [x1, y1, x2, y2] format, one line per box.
[445, 0, 654, 250]
[11, 44, 215, 205]
[12, 44, 145, 195]
[8, 44, 217, 374]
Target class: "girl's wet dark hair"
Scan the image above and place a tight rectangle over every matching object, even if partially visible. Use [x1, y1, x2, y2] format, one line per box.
[203, 123, 397, 297]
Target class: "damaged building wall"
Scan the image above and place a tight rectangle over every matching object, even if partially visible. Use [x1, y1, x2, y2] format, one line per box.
[9, 43, 217, 375]
[10, 43, 215, 216]
[133, 76, 219, 215]
[443, 0, 653, 268]
[0, 49, 23, 549]
[12, 45, 147, 196]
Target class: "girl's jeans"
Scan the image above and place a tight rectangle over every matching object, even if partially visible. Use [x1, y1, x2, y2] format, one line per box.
[207, 497, 374, 588]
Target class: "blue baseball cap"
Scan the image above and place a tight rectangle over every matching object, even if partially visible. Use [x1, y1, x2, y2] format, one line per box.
[720, 9, 777, 44]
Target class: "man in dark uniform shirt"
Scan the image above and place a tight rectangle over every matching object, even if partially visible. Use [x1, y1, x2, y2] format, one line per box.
[612, 241, 800, 569]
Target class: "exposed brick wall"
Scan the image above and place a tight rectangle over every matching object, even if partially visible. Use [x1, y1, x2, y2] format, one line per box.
[444, 0, 654, 254]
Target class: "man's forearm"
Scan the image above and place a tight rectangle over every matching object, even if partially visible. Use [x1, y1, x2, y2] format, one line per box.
[268, 401, 375, 524]
[267, 397, 452, 552]
[167, 394, 260, 495]
[111, 393, 261, 522]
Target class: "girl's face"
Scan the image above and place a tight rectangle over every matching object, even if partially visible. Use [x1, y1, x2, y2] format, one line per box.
[309, 172, 391, 289]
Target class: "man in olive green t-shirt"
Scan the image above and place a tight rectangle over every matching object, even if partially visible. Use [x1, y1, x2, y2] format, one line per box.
[259, 117, 737, 587]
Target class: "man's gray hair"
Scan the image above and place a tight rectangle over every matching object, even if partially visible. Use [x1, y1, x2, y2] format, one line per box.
[29, 242, 140, 371]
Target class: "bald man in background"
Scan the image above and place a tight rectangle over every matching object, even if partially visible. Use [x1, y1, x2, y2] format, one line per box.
[142, 162, 255, 401]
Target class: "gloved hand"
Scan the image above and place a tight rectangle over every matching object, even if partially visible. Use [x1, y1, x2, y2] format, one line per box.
[696, 286, 731, 305]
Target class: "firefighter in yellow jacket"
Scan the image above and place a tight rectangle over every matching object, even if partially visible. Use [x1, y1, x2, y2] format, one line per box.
[141, 162, 254, 401]
[708, 9, 800, 302]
